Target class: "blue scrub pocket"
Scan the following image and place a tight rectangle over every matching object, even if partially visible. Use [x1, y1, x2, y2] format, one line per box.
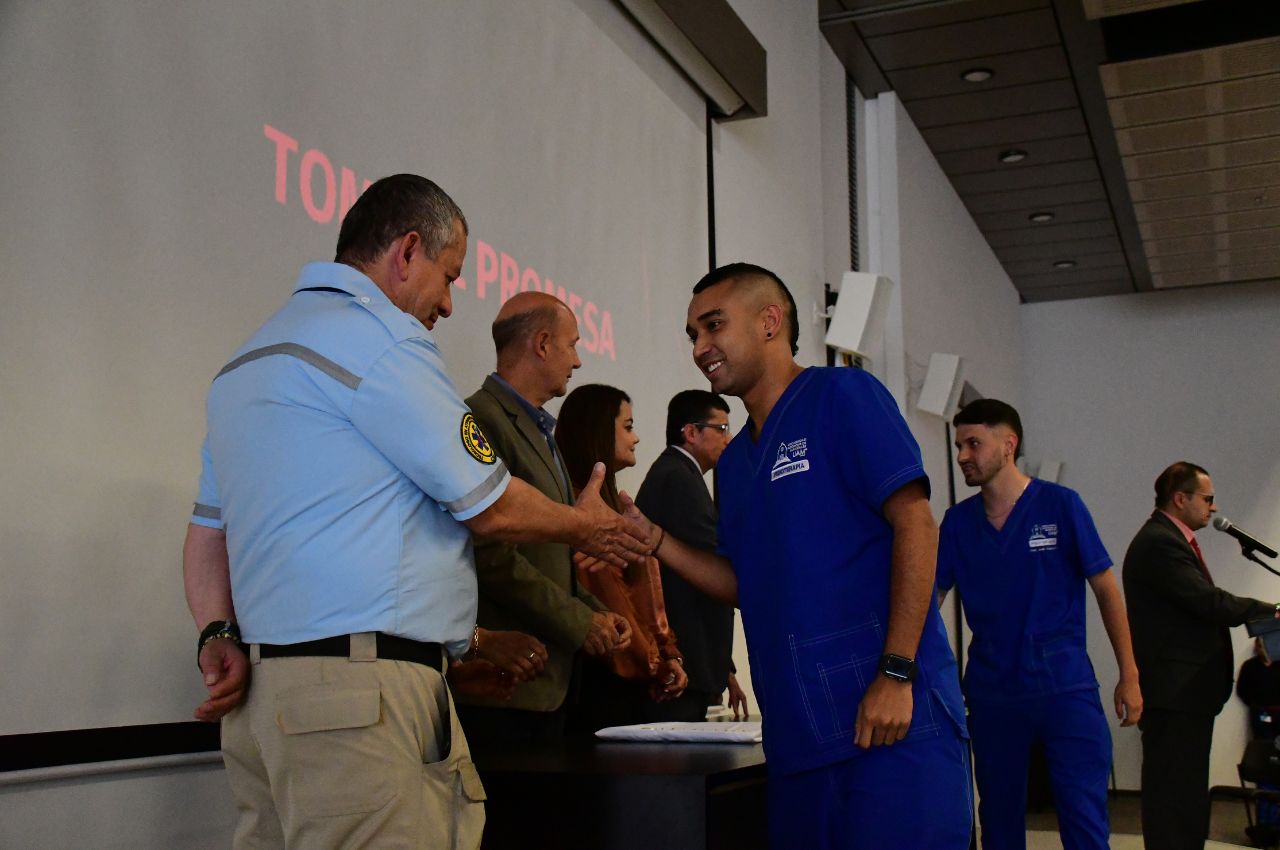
[1035, 630, 1097, 693]
[789, 616, 944, 748]
[789, 618, 882, 745]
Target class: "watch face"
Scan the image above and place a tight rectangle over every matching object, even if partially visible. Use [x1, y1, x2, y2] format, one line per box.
[880, 654, 917, 681]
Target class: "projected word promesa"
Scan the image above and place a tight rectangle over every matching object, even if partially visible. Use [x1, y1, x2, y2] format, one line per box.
[263, 124, 616, 360]
[470, 242, 614, 360]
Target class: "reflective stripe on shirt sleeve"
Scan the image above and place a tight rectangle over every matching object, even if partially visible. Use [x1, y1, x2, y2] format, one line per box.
[444, 463, 511, 521]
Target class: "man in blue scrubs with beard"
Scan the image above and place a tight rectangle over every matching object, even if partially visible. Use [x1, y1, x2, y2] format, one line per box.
[937, 399, 1142, 849]
[616, 263, 972, 849]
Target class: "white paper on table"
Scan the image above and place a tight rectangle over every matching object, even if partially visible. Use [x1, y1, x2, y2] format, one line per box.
[593, 721, 762, 743]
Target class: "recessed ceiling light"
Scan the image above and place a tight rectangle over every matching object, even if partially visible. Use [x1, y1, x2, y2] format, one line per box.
[1053, 260, 1077, 269]
[999, 149, 1028, 164]
[1029, 211, 1055, 223]
[961, 68, 994, 83]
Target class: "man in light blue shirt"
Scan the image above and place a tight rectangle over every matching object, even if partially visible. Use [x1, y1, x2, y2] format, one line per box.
[183, 174, 647, 849]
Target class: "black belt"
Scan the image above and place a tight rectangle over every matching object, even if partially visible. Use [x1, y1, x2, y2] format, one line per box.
[258, 633, 444, 672]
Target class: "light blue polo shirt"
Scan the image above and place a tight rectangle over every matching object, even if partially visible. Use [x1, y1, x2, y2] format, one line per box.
[191, 262, 510, 656]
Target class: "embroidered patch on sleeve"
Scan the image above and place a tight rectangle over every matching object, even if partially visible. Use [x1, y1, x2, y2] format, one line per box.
[461, 412, 497, 464]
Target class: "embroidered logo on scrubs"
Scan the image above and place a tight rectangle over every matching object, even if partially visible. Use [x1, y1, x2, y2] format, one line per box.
[770, 437, 810, 481]
[1028, 523, 1058, 552]
[460, 413, 496, 464]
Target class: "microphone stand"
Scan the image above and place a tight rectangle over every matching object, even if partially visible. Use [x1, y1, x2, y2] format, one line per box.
[1239, 544, 1280, 579]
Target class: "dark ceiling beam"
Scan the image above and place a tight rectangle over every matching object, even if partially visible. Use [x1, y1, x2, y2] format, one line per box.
[652, 0, 766, 119]
[820, 13, 891, 97]
[619, 0, 767, 119]
[1049, 0, 1152, 291]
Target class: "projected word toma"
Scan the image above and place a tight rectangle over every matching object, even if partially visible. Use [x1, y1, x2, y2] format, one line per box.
[262, 123, 617, 361]
[264, 124, 371, 225]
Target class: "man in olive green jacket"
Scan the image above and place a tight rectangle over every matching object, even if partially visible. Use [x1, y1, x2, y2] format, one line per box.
[457, 291, 631, 747]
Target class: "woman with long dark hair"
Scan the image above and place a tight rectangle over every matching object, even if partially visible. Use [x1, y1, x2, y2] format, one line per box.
[555, 383, 687, 730]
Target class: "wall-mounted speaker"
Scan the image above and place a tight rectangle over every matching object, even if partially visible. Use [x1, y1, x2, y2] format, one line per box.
[825, 272, 892, 363]
[917, 353, 964, 419]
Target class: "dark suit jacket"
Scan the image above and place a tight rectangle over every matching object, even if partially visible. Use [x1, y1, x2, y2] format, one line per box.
[460, 375, 604, 712]
[634, 446, 735, 696]
[1123, 510, 1272, 715]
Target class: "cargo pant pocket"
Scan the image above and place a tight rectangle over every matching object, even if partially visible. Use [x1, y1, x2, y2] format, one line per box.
[274, 684, 397, 817]
[422, 685, 487, 850]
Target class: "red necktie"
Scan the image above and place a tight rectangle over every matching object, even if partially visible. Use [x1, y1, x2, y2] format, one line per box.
[1189, 536, 1214, 585]
[1191, 535, 1235, 678]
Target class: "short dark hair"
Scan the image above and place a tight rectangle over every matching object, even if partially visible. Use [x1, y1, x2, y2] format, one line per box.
[693, 263, 799, 356]
[665, 390, 730, 446]
[1154, 461, 1209, 509]
[492, 304, 561, 355]
[334, 174, 467, 268]
[554, 384, 631, 513]
[952, 399, 1024, 460]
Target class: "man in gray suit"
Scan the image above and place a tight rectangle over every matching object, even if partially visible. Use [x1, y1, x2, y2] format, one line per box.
[634, 389, 747, 721]
[457, 291, 631, 747]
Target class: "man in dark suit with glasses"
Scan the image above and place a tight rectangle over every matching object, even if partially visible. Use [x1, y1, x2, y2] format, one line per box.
[1124, 461, 1277, 850]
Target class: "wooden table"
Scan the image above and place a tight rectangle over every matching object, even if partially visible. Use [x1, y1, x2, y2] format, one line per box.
[473, 737, 768, 850]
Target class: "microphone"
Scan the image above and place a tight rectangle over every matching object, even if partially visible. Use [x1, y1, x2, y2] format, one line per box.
[1214, 516, 1279, 559]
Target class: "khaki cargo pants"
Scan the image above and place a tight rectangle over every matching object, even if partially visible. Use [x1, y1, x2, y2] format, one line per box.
[221, 635, 485, 849]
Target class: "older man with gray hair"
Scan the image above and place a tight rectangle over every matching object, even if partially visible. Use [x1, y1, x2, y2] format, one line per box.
[183, 174, 645, 849]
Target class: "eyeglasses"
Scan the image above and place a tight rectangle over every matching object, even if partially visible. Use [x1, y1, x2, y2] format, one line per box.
[1185, 491, 1215, 505]
[693, 422, 731, 434]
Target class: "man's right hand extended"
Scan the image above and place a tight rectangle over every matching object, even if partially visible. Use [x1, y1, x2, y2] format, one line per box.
[572, 463, 650, 567]
[194, 638, 249, 722]
[582, 611, 633, 656]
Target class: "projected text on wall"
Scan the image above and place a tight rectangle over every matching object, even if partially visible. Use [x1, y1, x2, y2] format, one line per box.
[264, 124, 616, 359]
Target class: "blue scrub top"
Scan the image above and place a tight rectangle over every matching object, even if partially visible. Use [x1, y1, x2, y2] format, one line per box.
[937, 479, 1111, 704]
[717, 367, 966, 776]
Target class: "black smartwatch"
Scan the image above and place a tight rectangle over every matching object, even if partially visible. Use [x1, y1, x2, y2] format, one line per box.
[878, 653, 917, 683]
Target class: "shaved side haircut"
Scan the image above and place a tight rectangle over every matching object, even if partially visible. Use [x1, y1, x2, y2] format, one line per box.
[693, 262, 800, 355]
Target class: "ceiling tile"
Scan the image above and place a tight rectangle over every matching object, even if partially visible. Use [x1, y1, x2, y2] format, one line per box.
[906, 80, 1080, 129]
[996, 235, 1124, 263]
[1019, 280, 1134, 301]
[865, 9, 1058, 71]
[975, 200, 1115, 232]
[1151, 261, 1280, 288]
[938, 135, 1095, 176]
[1147, 243, 1280, 273]
[850, 0, 1047, 38]
[1015, 264, 1133, 288]
[922, 108, 1088, 153]
[1133, 185, 1280, 222]
[1137, 206, 1280, 239]
[1115, 105, 1280, 155]
[886, 46, 1069, 101]
[1121, 137, 1280, 180]
[1100, 35, 1280, 96]
[1005, 251, 1129, 277]
[1143, 227, 1280, 257]
[1108, 72, 1280, 128]
[1084, 0, 1200, 19]
[964, 180, 1108, 214]
[952, 159, 1102, 195]
[985, 218, 1119, 247]
[1128, 162, 1280, 203]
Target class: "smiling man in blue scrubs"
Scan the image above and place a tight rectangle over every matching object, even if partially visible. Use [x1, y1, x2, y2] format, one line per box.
[622, 263, 972, 849]
[937, 399, 1142, 850]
